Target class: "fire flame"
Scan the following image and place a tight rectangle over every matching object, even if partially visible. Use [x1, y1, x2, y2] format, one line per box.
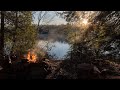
[26, 51, 37, 63]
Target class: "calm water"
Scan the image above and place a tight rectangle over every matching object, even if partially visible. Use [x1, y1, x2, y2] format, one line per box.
[37, 40, 71, 60]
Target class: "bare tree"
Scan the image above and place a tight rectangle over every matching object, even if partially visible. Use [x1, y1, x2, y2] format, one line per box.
[33, 11, 57, 27]
[37, 11, 48, 27]
[42, 13, 56, 24]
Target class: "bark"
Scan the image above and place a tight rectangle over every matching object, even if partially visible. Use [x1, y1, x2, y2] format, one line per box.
[0, 11, 5, 65]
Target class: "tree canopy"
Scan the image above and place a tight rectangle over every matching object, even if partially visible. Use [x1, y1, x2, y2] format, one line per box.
[60, 11, 120, 60]
[1, 11, 37, 57]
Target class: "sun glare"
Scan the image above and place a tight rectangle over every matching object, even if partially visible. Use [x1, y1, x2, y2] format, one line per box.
[82, 19, 88, 25]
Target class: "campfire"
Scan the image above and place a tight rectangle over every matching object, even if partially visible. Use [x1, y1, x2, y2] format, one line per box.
[26, 51, 37, 63]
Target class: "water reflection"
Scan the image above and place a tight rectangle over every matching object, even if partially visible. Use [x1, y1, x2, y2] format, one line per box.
[37, 40, 70, 60]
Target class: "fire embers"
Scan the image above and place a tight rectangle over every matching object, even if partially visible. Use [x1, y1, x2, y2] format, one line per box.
[26, 51, 37, 63]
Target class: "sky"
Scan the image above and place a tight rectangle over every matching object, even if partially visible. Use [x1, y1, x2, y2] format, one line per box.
[33, 11, 67, 25]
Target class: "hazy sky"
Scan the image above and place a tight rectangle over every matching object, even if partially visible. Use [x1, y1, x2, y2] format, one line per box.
[33, 11, 67, 25]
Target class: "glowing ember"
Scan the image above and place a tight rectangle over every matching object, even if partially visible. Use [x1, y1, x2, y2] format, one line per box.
[26, 51, 37, 63]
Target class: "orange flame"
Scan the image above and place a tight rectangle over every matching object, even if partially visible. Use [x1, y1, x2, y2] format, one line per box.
[27, 51, 37, 63]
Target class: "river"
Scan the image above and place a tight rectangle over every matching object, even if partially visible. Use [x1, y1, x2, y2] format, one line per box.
[37, 34, 71, 60]
[37, 40, 70, 60]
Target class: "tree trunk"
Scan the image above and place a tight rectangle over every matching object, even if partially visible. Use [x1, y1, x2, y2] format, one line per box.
[10, 11, 18, 56]
[0, 11, 5, 65]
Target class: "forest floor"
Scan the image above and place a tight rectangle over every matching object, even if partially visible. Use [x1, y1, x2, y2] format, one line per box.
[0, 58, 120, 79]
